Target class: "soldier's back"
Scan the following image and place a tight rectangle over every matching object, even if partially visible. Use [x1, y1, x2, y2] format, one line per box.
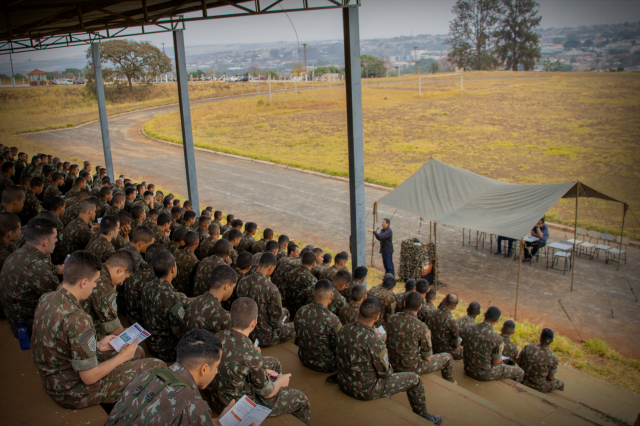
[193, 255, 227, 297]
[294, 302, 341, 373]
[518, 343, 558, 388]
[182, 292, 231, 334]
[462, 322, 502, 378]
[173, 249, 200, 296]
[85, 235, 115, 263]
[141, 278, 184, 361]
[339, 301, 361, 325]
[386, 311, 431, 373]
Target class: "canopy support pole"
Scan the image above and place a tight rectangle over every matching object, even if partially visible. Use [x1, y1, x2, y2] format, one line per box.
[619, 203, 627, 271]
[370, 202, 377, 267]
[91, 43, 114, 182]
[570, 182, 580, 292]
[515, 238, 523, 319]
[434, 221, 438, 291]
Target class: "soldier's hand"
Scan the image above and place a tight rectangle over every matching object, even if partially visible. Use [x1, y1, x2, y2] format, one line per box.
[276, 373, 291, 388]
[91, 222, 100, 231]
[56, 264, 64, 275]
[255, 347, 262, 354]
[225, 256, 232, 265]
[97, 335, 118, 352]
[118, 339, 139, 361]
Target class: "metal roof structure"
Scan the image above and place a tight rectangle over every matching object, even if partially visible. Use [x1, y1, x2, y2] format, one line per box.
[1, 0, 360, 55]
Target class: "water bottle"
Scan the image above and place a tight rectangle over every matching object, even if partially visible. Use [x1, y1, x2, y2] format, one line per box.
[18, 319, 30, 350]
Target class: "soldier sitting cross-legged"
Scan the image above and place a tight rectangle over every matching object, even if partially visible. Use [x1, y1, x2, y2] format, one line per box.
[335, 297, 442, 425]
[339, 283, 367, 325]
[517, 328, 564, 393]
[427, 293, 463, 360]
[183, 264, 235, 335]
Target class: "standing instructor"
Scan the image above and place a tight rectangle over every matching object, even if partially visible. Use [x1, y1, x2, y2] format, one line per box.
[368, 218, 394, 277]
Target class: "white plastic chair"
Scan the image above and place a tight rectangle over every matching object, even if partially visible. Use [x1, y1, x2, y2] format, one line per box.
[567, 227, 587, 246]
[552, 251, 572, 274]
[594, 233, 614, 259]
[579, 230, 599, 259]
[608, 236, 629, 265]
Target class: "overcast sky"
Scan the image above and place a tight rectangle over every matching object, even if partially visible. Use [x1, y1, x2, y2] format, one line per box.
[2, 0, 640, 75]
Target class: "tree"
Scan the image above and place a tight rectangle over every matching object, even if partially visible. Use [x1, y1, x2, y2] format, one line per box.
[265, 70, 279, 80]
[86, 40, 171, 92]
[582, 39, 594, 49]
[360, 55, 386, 78]
[429, 61, 440, 73]
[249, 65, 261, 77]
[563, 39, 581, 50]
[291, 62, 305, 77]
[570, 57, 577, 63]
[495, 0, 541, 71]
[446, 0, 502, 70]
[543, 59, 563, 72]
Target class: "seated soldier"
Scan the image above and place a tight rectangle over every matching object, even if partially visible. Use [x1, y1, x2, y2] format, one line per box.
[462, 306, 525, 383]
[500, 320, 520, 365]
[341, 265, 367, 299]
[367, 274, 398, 328]
[124, 187, 136, 212]
[326, 269, 349, 316]
[336, 297, 442, 425]
[219, 214, 235, 235]
[183, 264, 236, 334]
[125, 243, 166, 326]
[318, 251, 348, 281]
[236, 221, 257, 253]
[310, 247, 325, 278]
[142, 209, 159, 229]
[173, 231, 200, 296]
[130, 205, 146, 230]
[133, 191, 154, 215]
[43, 172, 64, 209]
[276, 234, 289, 260]
[387, 292, 455, 384]
[19, 176, 44, 225]
[193, 238, 232, 297]
[180, 210, 197, 231]
[141, 251, 187, 362]
[2, 217, 61, 337]
[159, 196, 172, 215]
[236, 252, 294, 347]
[0, 185, 25, 215]
[106, 329, 240, 425]
[517, 328, 564, 393]
[294, 279, 342, 375]
[85, 215, 118, 262]
[340, 283, 367, 325]
[48, 196, 65, 227]
[252, 240, 279, 269]
[458, 301, 481, 338]
[153, 212, 172, 247]
[60, 199, 95, 256]
[196, 215, 211, 242]
[428, 293, 463, 360]
[394, 278, 416, 313]
[31, 251, 164, 409]
[210, 209, 222, 228]
[97, 186, 112, 218]
[413, 279, 431, 323]
[0, 212, 20, 319]
[104, 192, 124, 217]
[252, 227, 274, 254]
[210, 297, 311, 425]
[233, 251, 254, 282]
[279, 251, 317, 317]
[113, 210, 132, 251]
[226, 228, 243, 267]
[119, 225, 155, 314]
[198, 223, 220, 260]
[169, 227, 187, 255]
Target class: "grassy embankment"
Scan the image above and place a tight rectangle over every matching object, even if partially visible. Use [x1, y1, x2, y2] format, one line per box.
[144, 71, 640, 240]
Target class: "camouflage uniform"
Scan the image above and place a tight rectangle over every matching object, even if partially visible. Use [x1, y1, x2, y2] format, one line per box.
[31, 287, 165, 409]
[125, 261, 153, 326]
[106, 361, 214, 425]
[367, 285, 397, 327]
[294, 302, 341, 372]
[251, 238, 268, 254]
[386, 311, 454, 382]
[153, 226, 172, 251]
[196, 227, 208, 243]
[276, 248, 287, 261]
[65, 186, 81, 200]
[209, 329, 311, 425]
[82, 268, 122, 339]
[276, 264, 316, 317]
[19, 189, 42, 225]
[182, 292, 231, 334]
[197, 236, 217, 260]
[340, 278, 360, 300]
[219, 223, 232, 235]
[173, 249, 200, 296]
[236, 271, 294, 347]
[318, 265, 339, 282]
[501, 334, 520, 362]
[124, 197, 133, 213]
[1, 244, 60, 336]
[517, 343, 564, 393]
[43, 183, 62, 208]
[130, 219, 143, 231]
[193, 255, 228, 297]
[118, 243, 146, 319]
[296, 284, 346, 319]
[336, 322, 428, 417]
[339, 301, 361, 325]
[462, 322, 525, 382]
[0, 240, 17, 319]
[60, 217, 93, 256]
[103, 204, 121, 218]
[0, 173, 14, 193]
[426, 306, 463, 360]
[141, 278, 186, 362]
[132, 200, 151, 215]
[457, 315, 477, 338]
[63, 174, 76, 193]
[421, 301, 437, 324]
[236, 233, 256, 253]
[85, 235, 115, 263]
[61, 203, 80, 227]
[228, 247, 238, 267]
[112, 234, 128, 251]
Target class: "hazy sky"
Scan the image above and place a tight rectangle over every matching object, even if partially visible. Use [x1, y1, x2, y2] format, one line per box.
[2, 0, 640, 74]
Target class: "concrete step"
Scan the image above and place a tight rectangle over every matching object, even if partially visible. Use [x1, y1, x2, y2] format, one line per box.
[551, 365, 640, 425]
[262, 342, 432, 425]
[452, 361, 616, 426]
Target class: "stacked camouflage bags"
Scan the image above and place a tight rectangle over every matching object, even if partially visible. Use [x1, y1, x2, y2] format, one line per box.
[398, 238, 430, 282]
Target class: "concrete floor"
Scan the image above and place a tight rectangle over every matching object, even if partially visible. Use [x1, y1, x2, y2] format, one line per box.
[21, 94, 640, 359]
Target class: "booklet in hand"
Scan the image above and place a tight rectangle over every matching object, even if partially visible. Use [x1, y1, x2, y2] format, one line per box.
[219, 395, 272, 426]
[378, 325, 386, 335]
[109, 323, 151, 352]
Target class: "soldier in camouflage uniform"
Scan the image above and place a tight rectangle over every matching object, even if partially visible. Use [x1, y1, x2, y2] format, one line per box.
[197, 223, 220, 260]
[367, 275, 397, 328]
[118, 225, 154, 318]
[386, 292, 455, 383]
[252, 228, 274, 254]
[65, 176, 86, 201]
[0, 162, 15, 194]
[61, 190, 91, 227]
[318, 251, 348, 282]
[517, 328, 564, 393]
[19, 177, 43, 225]
[42, 172, 63, 209]
[341, 265, 368, 299]
[183, 264, 236, 334]
[141, 251, 187, 362]
[106, 330, 237, 426]
[294, 279, 342, 373]
[130, 205, 146, 230]
[414, 279, 433, 324]
[209, 297, 311, 425]
[500, 320, 520, 364]
[173, 231, 200, 296]
[340, 283, 367, 325]
[462, 306, 524, 382]
[336, 297, 442, 425]
[154, 212, 173, 250]
[278, 251, 317, 317]
[458, 301, 481, 340]
[226, 228, 243, 267]
[104, 193, 124, 218]
[62, 165, 78, 193]
[394, 279, 416, 314]
[193, 238, 232, 297]
[196, 215, 211, 243]
[124, 187, 136, 212]
[125, 242, 164, 326]
[236, 252, 294, 347]
[427, 293, 463, 360]
[275, 234, 289, 261]
[84, 215, 118, 262]
[1, 217, 61, 336]
[112, 211, 132, 251]
[133, 191, 154, 215]
[60, 199, 96, 256]
[0, 212, 21, 319]
[31, 251, 164, 409]
[236, 221, 257, 253]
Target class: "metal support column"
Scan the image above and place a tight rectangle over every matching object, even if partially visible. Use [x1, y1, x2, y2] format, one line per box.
[91, 43, 114, 181]
[173, 30, 200, 214]
[343, 5, 366, 269]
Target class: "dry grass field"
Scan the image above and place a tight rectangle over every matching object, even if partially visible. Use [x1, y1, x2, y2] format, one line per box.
[143, 71, 640, 239]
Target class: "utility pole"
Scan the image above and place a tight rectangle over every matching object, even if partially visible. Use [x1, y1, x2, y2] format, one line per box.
[162, 42, 164, 52]
[9, 53, 15, 87]
[302, 43, 307, 81]
[414, 46, 418, 75]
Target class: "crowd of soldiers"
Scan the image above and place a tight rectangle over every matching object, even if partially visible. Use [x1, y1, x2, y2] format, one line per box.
[0, 145, 564, 426]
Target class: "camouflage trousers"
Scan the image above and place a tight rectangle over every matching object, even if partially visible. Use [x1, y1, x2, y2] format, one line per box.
[252, 322, 296, 348]
[434, 343, 463, 360]
[415, 353, 455, 382]
[147, 335, 180, 362]
[97, 346, 145, 363]
[51, 357, 165, 409]
[467, 364, 525, 382]
[524, 378, 564, 393]
[257, 356, 311, 425]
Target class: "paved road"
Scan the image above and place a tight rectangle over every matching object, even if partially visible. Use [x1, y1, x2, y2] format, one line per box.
[21, 90, 640, 358]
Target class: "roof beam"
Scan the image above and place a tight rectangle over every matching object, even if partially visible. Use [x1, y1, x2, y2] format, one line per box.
[150, 0, 196, 23]
[97, 7, 144, 26]
[215, 0, 255, 14]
